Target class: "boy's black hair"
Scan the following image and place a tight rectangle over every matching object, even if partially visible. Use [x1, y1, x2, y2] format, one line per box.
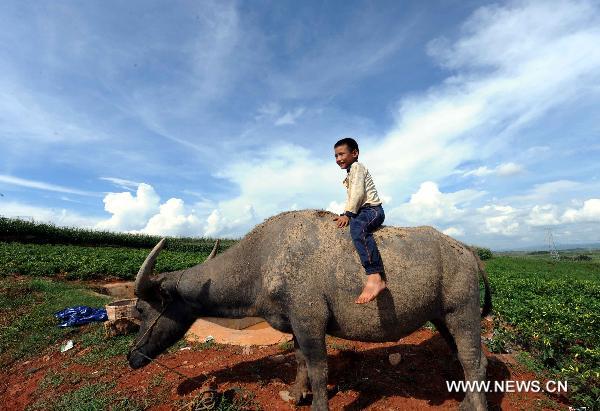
[334, 137, 359, 153]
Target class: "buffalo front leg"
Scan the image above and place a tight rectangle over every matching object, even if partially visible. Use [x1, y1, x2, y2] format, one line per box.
[290, 312, 329, 410]
[444, 303, 488, 411]
[288, 334, 310, 404]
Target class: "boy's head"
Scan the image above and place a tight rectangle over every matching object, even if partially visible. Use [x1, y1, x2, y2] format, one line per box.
[334, 137, 359, 169]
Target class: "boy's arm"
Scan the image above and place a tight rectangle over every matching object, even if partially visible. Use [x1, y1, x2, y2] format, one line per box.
[344, 163, 366, 218]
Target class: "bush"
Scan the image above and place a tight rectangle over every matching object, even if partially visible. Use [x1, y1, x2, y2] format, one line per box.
[476, 247, 493, 260]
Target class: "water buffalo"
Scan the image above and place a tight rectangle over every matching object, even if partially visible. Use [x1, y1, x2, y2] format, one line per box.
[128, 209, 491, 410]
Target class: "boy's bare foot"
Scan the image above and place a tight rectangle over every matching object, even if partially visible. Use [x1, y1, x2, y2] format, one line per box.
[355, 273, 386, 304]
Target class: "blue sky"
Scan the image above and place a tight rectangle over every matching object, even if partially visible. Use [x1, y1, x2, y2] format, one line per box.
[1, 0, 599, 249]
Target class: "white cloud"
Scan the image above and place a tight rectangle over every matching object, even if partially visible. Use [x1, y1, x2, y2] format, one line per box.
[96, 183, 161, 231]
[464, 162, 525, 177]
[0, 174, 98, 197]
[526, 204, 561, 226]
[326, 201, 345, 215]
[209, 143, 342, 235]
[478, 204, 520, 236]
[0, 200, 99, 227]
[275, 107, 305, 126]
[463, 166, 494, 177]
[266, 9, 411, 100]
[443, 226, 465, 236]
[204, 205, 255, 237]
[141, 198, 204, 236]
[95, 183, 217, 236]
[255, 102, 280, 120]
[100, 177, 141, 192]
[0, 76, 107, 147]
[388, 181, 484, 224]
[496, 162, 524, 176]
[509, 180, 584, 203]
[190, 1, 244, 101]
[562, 198, 600, 222]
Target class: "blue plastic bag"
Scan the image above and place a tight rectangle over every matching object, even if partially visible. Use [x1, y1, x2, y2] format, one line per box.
[55, 306, 108, 327]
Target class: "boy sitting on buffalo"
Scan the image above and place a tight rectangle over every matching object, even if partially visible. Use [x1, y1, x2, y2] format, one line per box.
[333, 137, 386, 304]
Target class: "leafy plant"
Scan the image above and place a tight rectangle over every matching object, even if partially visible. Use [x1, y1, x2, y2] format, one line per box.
[476, 247, 493, 260]
[485, 256, 600, 409]
[0, 242, 210, 280]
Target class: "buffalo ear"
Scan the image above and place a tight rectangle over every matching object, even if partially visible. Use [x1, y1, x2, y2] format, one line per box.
[135, 278, 162, 301]
[198, 279, 211, 300]
[157, 279, 175, 302]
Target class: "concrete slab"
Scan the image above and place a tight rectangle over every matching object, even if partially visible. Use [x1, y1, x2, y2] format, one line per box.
[201, 316, 264, 330]
[100, 283, 282, 343]
[186, 318, 292, 346]
[101, 282, 135, 299]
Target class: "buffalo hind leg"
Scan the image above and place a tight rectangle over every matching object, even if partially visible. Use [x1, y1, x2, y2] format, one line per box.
[289, 334, 310, 404]
[431, 318, 458, 355]
[443, 305, 488, 411]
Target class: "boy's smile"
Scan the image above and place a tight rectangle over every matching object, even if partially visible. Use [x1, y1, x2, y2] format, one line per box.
[334, 144, 358, 169]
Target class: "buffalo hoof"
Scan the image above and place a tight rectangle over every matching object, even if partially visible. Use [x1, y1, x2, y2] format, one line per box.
[459, 396, 487, 411]
[279, 390, 294, 403]
[279, 389, 308, 405]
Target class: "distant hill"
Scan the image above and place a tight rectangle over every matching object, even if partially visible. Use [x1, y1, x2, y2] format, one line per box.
[496, 242, 600, 252]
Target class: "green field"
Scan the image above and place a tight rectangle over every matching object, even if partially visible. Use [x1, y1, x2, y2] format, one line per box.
[485, 256, 599, 408]
[0, 216, 236, 252]
[0, 219, 598, 408]
[0, 242, 209, 280]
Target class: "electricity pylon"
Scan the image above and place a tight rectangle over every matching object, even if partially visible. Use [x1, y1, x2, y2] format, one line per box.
[544, 228, 560, 261]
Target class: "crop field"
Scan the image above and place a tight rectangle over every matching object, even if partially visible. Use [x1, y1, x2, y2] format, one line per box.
[0, 217, 236, 252]
[0, 242, 209, 280]
[0, 220, 598, 409]
[484, 256, 599, 408]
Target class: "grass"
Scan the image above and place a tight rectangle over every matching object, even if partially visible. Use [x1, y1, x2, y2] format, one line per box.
[28, 382, 116, 411]
[0, 276, 110, 365]
[277, 340, 294, 352]
[29, 381, 148, 411]
[75, 324, 135, 365]
[328, 341, 351, 351]
[37, 370, 66, 389]
[1, 274, 253, 410]
[181, 386, 261, 411]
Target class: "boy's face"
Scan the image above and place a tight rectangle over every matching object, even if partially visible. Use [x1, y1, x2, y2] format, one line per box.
[334, 144, 358, 169]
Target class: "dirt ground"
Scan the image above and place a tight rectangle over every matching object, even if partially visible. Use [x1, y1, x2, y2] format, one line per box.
[0, 327, 569, 411]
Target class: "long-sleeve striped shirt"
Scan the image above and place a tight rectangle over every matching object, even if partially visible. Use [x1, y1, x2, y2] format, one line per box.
[342, 161, 382, 217]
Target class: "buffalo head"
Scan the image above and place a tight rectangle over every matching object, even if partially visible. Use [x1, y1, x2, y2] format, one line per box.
[127, 239, 218, 369]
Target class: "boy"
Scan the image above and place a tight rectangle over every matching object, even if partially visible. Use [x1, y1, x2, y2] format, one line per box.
[333, 137, 386, 304]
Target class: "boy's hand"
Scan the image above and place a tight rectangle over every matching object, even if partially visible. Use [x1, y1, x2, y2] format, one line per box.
[333, 215, 350, 228]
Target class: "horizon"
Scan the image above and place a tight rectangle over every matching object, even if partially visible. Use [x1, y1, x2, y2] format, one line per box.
[4, 214, 600, 253]
[1, 0, 599, 250]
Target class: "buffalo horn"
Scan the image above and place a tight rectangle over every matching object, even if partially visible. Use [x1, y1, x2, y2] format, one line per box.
[134, 238, 166, 296]
[207, 239, 220, 260]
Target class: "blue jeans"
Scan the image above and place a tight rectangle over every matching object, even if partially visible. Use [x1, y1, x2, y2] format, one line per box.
[350, 205, 385, 274]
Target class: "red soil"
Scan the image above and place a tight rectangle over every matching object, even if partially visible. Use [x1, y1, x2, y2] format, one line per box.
[0, 328, 569, 410]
